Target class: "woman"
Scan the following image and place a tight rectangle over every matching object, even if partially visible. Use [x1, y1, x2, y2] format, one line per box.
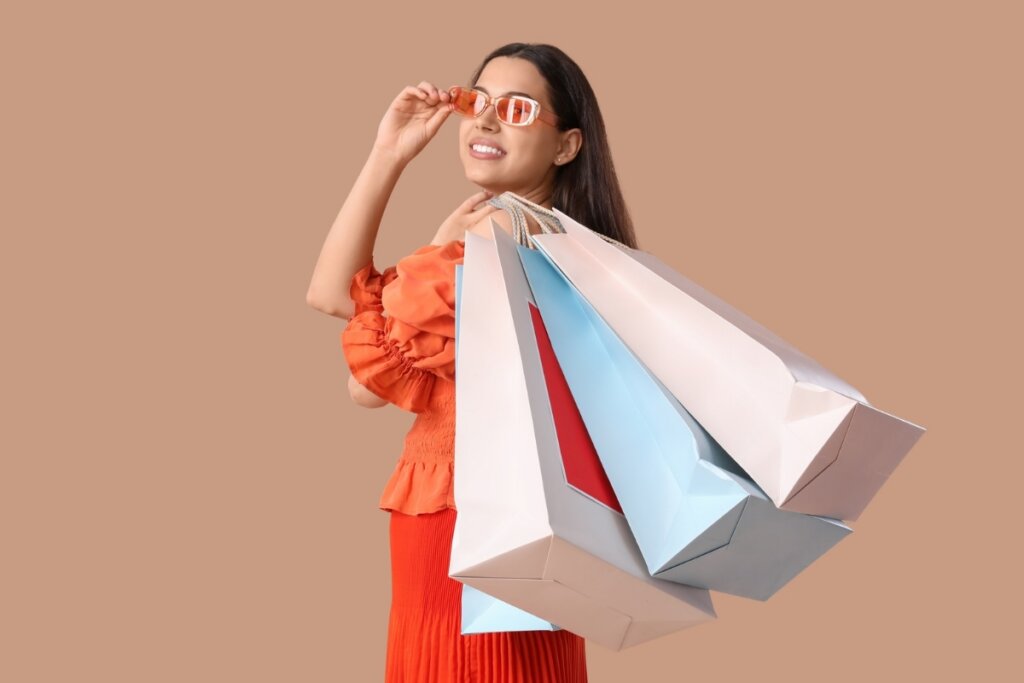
[307, 42, 638, 682]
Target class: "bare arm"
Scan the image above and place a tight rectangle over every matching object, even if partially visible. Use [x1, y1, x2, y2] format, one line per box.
[348, 374, 388, 408]
[306, 82, 454, 320]
[306, 147, 406, 320]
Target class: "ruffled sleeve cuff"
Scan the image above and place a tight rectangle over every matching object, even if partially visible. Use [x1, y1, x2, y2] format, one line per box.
[349, 261, 399, 316]
[341, 309, 438, 413]
[340, 242, 465, 412]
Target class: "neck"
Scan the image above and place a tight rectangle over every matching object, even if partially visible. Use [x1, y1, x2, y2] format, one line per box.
[490, 183, 553, 210]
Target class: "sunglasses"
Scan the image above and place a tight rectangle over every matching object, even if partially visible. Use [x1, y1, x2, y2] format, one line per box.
[447, 86, 558, 128]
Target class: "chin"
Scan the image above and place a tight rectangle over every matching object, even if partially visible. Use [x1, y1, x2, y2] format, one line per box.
[463, 168, 504, 191]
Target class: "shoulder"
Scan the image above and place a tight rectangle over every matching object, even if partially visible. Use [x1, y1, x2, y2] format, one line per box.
[382, 240, 463, 321]
[396, 240, 465, 274]
[466, 205, 511, 240]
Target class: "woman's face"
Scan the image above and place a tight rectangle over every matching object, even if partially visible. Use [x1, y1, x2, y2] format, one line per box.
[457, 56, 579, 200]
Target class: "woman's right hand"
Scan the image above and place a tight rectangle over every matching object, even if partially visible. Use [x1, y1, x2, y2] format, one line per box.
[373, 81, 453, 167]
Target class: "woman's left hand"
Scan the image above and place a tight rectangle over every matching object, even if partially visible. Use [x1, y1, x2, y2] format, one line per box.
[431, 190, 500, 245]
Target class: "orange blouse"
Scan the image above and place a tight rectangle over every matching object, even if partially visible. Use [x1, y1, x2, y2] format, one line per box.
[340, 239, 465, 516]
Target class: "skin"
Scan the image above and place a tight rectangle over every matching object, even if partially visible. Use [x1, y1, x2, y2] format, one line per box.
[457, 56, 582, 239]
[308, 56, 582, 408]
[428, 57, 584, 246]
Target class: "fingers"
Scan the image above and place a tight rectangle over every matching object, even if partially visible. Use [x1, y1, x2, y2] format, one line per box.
[402, 85, 427, 100]
[461, 190, 495, 211]
[469, 202, 501, 215]
[399, 82, 452, 128]
[420, 81, 451, 101]
[426, 102, 452, 132]
[415, 81, 449, 106]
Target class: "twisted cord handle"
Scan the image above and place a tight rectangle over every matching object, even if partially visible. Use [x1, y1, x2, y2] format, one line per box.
[485, 192, 629, 249]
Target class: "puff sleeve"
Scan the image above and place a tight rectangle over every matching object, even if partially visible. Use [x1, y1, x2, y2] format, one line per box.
[340, 240, 465, 413]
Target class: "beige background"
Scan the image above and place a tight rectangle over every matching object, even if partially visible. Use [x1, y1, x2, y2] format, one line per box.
[2, 1, 1019, 681]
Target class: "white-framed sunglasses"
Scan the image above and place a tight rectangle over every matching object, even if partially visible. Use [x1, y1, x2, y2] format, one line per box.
[447, 86, 559, 127]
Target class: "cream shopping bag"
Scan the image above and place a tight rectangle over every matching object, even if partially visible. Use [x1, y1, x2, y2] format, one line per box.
[527, 204, 926, 521]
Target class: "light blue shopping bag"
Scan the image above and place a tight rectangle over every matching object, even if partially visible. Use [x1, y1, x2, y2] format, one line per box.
[460, 584, 561, 635]
[518, 248, 852, 601]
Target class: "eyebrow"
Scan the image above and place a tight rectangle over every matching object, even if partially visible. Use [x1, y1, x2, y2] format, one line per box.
[474, 85, 537, 100]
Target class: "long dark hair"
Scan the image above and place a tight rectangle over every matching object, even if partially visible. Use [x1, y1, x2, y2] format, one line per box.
[469, 43, 639, 250]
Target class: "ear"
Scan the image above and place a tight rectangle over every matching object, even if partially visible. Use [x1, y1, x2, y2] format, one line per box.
[554, 128, 583, 166]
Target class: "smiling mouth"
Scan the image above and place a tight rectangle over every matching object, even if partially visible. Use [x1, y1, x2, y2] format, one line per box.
[469, 143, 506, 158]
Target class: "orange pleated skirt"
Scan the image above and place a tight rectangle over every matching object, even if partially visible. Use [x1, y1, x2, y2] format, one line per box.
[387, 507, 589, 682]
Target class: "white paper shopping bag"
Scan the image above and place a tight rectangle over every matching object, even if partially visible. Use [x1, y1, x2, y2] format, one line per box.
[449, 225, 716, 651]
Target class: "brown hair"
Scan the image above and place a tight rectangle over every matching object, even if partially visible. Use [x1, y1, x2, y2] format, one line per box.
[469, 43, 639, 249]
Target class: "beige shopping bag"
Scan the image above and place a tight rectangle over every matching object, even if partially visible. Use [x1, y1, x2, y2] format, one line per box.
[527, 203, 925, 521]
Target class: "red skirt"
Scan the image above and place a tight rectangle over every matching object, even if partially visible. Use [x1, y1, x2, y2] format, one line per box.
[387, 507, 589, 682]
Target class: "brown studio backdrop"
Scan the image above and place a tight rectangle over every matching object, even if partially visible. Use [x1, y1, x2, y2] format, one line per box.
[2, 1, 1019, 681]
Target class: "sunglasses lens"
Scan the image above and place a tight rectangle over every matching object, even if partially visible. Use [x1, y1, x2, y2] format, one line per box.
[450, 88, 484, 117]
[496, 97, 535, 125]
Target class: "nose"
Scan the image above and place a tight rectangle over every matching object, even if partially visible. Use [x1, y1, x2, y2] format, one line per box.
[474, 100, 500, 132]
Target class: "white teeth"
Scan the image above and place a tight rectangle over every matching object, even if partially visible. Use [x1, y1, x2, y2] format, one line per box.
[471, 144, 505, 155]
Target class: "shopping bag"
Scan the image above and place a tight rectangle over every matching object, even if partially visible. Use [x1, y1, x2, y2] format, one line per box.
[460, 584, 560, 635]
[453, 259, 561, 636]
[449, 226, 716, 651]
[518, 245, 852, 600]
[527, 205, 926, 521]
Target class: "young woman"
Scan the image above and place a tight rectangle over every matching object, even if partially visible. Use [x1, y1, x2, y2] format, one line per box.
[307, 42, 638, 682]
